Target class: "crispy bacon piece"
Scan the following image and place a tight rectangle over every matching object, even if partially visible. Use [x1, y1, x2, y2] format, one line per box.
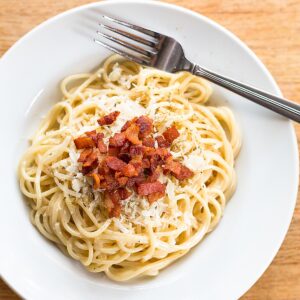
[155, 147, 171, 159]
[142, 146, 156, 156]
[121, 117, 138, 132]
[98, 163, 110, 175]
[97, 139, 107, 153]
[78, 149, 93, 163]
[164, 157, 194, 180]
[81, 151, 98, 174]
[105, 188, 131, 217]
[106, 156, 127, 171]
[163, 125, 180, 143]
[117, 176, 128, 186]
[103, 173, 119, 190]
[98, 111, 120, 126]
[86, 131, 104, 142]
[108, 146, 120, 157]
[74, 136, 95, 149]
[142, 137, 155, 148]
[175, 166, 194, 180]
[118, 188, 132, 200]
[142, 158, 150, 169]
[87, 173, 102, 190]
[164, 157, 182, 174]
[137, 181, 166, 196]
[85, 131, 107, 153]
[125, 124, 141, 145]
[104, 191, 121, 218]
[130, 159, 143, 174]
[136, 116, 153, 138]
[109, 132, 126, 147]
[85, 130, 97, 141]
[107, 190, 120, 204]
[148, 192, 164, 203]
[110, 204, 121, 218]
[129, 145, 144, 158]
[147, 167, 161, 183]
[150, 154, 164, 172]
[122, 163, 138, 177]
[155, 136, 171, 148]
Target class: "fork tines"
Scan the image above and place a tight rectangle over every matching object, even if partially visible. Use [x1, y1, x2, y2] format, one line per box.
[94, 15, 161, 65]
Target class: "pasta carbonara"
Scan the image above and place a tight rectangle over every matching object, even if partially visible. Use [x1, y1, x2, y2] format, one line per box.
[19, 55, 241, 281]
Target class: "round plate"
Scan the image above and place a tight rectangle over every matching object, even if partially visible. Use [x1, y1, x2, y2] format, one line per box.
[0, 1, 298, 299]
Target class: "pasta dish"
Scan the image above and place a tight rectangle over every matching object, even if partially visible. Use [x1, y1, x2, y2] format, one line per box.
[19, 55, 241, 281]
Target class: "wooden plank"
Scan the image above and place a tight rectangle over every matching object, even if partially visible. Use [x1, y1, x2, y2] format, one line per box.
[0, 0, 299, 299]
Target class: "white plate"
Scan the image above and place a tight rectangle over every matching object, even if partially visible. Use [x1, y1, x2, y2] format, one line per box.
[0, 1, 298, 299]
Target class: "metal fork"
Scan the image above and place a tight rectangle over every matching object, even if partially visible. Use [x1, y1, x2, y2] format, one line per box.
[94, 15, 300, 123]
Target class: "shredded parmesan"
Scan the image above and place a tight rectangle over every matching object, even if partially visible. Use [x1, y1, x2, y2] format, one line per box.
[184, 153, 206, 172]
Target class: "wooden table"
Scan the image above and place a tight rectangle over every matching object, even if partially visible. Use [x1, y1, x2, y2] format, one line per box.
[0, 0, 299, 299]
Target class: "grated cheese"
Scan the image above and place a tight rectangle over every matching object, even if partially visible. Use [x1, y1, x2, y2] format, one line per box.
[72, 178, 83, 193]
[108, 63, 122, 82]
[183, 153, 206, 172]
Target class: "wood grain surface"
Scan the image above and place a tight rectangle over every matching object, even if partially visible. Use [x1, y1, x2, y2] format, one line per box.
[0, 0, 299, 299]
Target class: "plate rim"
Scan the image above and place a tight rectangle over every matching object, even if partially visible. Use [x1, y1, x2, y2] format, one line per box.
[0, 1, 298, 299]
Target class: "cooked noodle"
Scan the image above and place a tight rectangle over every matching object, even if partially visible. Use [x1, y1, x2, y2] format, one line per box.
[19, 55, 241, 281]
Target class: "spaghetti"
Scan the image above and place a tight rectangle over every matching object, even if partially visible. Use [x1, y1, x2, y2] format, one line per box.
[19, 55, 241, 281]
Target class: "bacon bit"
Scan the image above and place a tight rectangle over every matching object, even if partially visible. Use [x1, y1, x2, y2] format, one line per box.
[148, 192, 164, 203]
[105, 190, 126, 217]
[97, 139, 107, 153]
[163, 125, 180, 143]
[82, 151, 98, 167]
[136, 116, 153, 138]
[150, 154, 163, 172]
[164, 157, 181, 175]
[119, 141, 131, 161]
[147, 167, 161, 183]
[129, 145, 144, 157]
[98, 163, 110, 175]
[104, 174, 119, 190]
[137, 181, 166, 196]
[122, 164, 138, 177]
[74, 136, 95, 149]
[86, 131, 104, 143]
[87, 173, 102, 190]
[85, 130, 97, 141]
[143, 146, 156, 156]
[125, 124, 141, 145]
[106, 156, 127, 171]
[121, 117, 138, 132]
[78, 149, 93, 162]
[81, 151, 98, 174]
[155, 147, 171, 159]
[142, 158, 150, 169]
[104, 192, 121, 218]
[118, 188, 132, 200]
[142, 137, 155, 148]
[110, 203, 121, 218]
[97, 111, 120, 126]
[118, 153, 131, 164]
[117, 176, 128, 186]
[108, 146, 120, 157]
[175, 166, 194, 180]
[107, 190, 120, 204]
[164, 157, 194, 180]
[156, 136, 171, 148]
[109, 132, 126, 147]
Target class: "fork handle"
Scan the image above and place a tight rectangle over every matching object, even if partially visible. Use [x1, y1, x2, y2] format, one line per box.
[193, 65, 300, 123]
